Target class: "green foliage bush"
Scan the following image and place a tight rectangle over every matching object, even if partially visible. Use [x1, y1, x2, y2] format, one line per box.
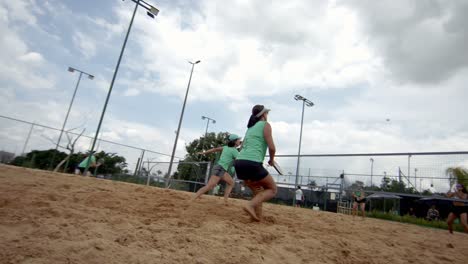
[367, 210, 464, 233]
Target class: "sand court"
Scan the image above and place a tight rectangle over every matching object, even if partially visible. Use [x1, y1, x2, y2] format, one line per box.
[0, 164, 467, 264]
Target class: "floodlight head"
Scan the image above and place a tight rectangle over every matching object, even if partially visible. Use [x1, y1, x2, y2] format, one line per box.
[147, 11, 155, 18]
[294, 94, 303, 101]
[68, 67, 75, 73]
[88, 75, 95, 80]
[212, 120, 216, 124]
[195, 60, 201, 64]
[202, 116, 206, 120]
[305, 100, 314, 107]
[149, 6, 159, 16]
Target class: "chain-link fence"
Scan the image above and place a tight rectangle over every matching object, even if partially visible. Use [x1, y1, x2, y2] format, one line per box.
[2, 114, 467, 214]
[271, 152, 468, 192]
[0, 114, 180, 180]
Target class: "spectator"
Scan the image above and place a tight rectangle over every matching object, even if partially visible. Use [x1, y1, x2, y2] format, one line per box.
[408, 207, 416, 217]
[295, 186, 304, 208]
[426, 205, 439, 221]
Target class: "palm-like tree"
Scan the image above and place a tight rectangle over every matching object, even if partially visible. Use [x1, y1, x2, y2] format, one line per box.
[446, 167, 468, 188]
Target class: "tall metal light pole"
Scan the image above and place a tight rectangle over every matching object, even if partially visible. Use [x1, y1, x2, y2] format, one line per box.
[293, 95, 314, 205]
[407, 154, 411, 187]
[201, 116, 216, 138]
[49, 67, 94, 170]
[84, 0, 159, 175]
[414, 168, 418, 191]
[165, 60, 201, 187]
[201, 115, 216, 150]
[370, 158, 374, 187]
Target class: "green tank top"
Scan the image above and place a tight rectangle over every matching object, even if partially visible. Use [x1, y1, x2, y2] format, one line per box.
[354, 191, 361, 197]
[238, 121, 268, 163]
[217, 146, 239, 172]
[79, 155, 96, 168]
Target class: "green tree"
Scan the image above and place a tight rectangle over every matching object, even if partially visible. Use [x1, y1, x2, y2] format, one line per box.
[11, 149, 128, 175]
[380, 176, 391, 190]
[446, 167, 468, 188]
[11, 149, 67, 169]
[176, 132, 231, 182]
[308, 180, 317, 188]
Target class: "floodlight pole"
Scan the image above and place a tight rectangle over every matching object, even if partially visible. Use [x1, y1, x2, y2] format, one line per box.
[84, 0, 159, 175]
[165, 60, 200, 187]
[407, 154, 411, 187]
[370, 158, 374, 187]
[202, 116, 215, 138]
[293, 95, 314, 206]
[22, 122, 35, 156]
[49, 67, 94, 170]
[414, 168, 418, 192]
[201, 115, 215, 150]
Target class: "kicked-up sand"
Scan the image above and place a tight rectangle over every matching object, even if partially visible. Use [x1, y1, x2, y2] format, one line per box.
[0, 164, 467, 264]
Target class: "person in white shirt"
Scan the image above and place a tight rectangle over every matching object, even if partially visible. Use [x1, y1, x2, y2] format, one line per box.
[295, 186, 304, 208]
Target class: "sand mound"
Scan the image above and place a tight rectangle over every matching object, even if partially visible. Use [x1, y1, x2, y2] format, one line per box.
[0, 164, 467, 264]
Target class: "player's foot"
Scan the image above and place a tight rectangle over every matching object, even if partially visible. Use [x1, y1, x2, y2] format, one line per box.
[243, 204, 260, 221]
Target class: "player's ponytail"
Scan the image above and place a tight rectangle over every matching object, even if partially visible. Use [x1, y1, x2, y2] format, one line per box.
[247, 115, 260, 128]
[247, 105, 268, 128]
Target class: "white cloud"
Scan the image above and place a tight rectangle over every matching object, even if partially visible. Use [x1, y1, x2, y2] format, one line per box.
[343, 0, 468, 84]
[72, 31, 97, 59]
[98, 0, 376, 104]
[0, 2, 55, 90]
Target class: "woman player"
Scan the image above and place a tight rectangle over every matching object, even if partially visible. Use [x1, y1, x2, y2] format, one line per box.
[192, 134, 242, 204]
[234, 105, 277, 221]
[352, 188, 366, 218]
[446, 183, 468, 233]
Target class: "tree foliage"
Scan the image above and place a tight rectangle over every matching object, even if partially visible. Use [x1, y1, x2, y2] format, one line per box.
[446, 166, 468, 187]
[176, 132, 231, 181]
[10, 149, 128, 175]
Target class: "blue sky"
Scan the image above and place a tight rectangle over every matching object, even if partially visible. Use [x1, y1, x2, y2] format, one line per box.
[1, 0, 468, 190]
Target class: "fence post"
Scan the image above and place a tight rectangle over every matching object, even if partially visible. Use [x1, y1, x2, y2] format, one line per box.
[22, 122, 35, 156]
[138, 149, 145, 175]
[205, 162, 211, 184]
[134, 157, 141, 177]
[146, 166, 151, 186]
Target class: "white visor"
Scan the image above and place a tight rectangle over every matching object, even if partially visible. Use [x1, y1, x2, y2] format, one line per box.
[255, 107, 271, 118]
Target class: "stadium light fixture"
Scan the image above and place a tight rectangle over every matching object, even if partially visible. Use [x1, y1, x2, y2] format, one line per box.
[84, 0, 160, 176]
[201, 115, 216, 138]
[49, 67, 94, 170]
[292, 94, 314, 205]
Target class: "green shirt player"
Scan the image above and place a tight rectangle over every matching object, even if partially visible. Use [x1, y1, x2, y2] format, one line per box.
[75, 154, 103, 176]
[352, 189, 366, 218]
[192, 134, 242, 204]
[234, 105, 277, 221]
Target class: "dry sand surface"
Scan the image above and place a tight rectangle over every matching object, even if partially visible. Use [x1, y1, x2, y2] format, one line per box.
[0, 164, 467, 264]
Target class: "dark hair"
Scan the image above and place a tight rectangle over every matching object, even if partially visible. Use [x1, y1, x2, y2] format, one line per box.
[462, 185, 467, 194]
[227, 140, 236, 147]
[247, 105, 265, 128]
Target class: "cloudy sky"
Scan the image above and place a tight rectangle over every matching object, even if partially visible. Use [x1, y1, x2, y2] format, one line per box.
[1, 0, 467, 190]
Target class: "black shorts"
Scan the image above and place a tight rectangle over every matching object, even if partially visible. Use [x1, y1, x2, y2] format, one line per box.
[234, 160, 269, 181]
[450, 205, 468, 217]
[296, 200, 304, 205]
[77, 166, 94, 174]
[354, 198, 366, 204]
[77, 167, 86, 174]
[212, 165, 227, 177]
